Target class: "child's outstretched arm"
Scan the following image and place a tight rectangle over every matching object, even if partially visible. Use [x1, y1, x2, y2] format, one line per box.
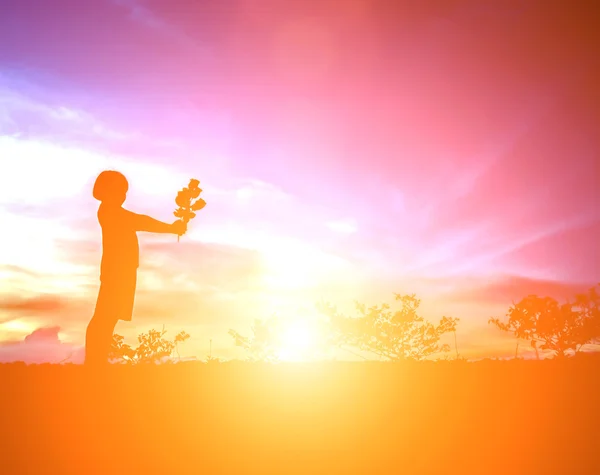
[124, 209, 186, 235]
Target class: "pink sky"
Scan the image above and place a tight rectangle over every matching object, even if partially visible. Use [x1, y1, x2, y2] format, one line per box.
[0, 0, 598, 362]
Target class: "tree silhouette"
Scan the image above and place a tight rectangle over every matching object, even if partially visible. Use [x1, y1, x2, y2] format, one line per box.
[318, 293, 459, 361]
[575, 285, 600, 346]
[109, 327, 190, 364]
[489, 284, 600, 358]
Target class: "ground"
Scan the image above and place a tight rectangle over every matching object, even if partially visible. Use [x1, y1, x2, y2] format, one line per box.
[1, 356, 599, 475]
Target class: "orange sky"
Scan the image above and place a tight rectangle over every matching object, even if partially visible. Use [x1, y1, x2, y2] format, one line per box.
[0, 0, 599, 363]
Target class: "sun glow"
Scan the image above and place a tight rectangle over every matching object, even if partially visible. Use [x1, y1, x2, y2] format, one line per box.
[195, 226, 354, 291]
[276, 319, 321, 362]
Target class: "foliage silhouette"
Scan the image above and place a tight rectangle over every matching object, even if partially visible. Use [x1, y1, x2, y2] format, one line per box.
[205, 355, 222, 364]
[489, 284, 600, 358]
[318, 293, 459, 361]
[109, 327, 190, 364]
[229, 317, 285, 362]
[228, 316, 338, 362]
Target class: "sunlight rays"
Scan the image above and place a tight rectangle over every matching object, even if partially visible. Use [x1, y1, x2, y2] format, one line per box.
[196, 225, 354, 291]
[276, 319, 319, 362]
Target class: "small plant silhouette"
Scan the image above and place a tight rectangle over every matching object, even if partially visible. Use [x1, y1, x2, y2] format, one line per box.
[228, 317, 282, 362]
[109, 327, 190, 364]
[204, 339, 222, 363]
[489, 284, 600, 358]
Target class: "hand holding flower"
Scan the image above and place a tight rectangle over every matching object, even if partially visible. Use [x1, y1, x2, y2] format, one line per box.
[171, 220, 187, 237]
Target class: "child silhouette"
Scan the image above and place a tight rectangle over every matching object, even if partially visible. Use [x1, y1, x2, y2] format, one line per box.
[85, 170, 186, 366]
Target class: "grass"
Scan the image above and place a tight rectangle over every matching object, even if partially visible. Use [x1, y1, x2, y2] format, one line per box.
[1, 355, 599, 475]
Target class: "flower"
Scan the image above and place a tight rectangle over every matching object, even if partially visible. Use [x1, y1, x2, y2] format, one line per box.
[191, 198, 206, 211]
[174, 178, 205, 241]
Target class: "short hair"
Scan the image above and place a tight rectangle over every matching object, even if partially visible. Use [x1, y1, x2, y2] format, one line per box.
[93, 170, 129, 202]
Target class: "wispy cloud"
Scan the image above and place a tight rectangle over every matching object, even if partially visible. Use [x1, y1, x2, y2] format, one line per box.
[0, 76, 139, 143]
[111, 0, 211, 55]
[0, 294, 68, 315]
[327, 218, 358, 234]
[442, 275, 596, 307]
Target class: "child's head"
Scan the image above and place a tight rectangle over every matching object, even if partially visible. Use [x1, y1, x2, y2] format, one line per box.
[93, 170, 128, 205]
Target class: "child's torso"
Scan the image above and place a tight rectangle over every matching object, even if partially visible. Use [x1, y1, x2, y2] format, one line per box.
[98, 204, 139, 279]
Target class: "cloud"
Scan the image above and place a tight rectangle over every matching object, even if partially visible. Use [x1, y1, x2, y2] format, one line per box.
[111, 0, 209, 54]
[0, 131, 189, 209]
[133, 287, 256, 328]
[54, 237, 268, 292]
[0, 291, 93, 328]
[0, 326, 84, 364]
[0, 238, 269, 331]
[494, 219, 600, 284]
[0, 134, 201, 276]
[234, 179, 292, 204]
[444, 275, 595, 307]
[24, 326, 61, 343]
[142, 240, 265, 284]
[0, 77, 139, 146]
[327, 218, 358, 234]
[0, 264, 41, 279]
[0, 294, 68, 314]
[131, 240, 270, 327]
[0, 136, 105, 206]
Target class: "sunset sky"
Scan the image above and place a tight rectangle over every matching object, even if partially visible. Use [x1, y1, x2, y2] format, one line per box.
[0, 0, 598, 363]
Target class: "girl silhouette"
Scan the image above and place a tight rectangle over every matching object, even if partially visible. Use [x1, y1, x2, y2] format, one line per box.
[85, 170, 186, 366]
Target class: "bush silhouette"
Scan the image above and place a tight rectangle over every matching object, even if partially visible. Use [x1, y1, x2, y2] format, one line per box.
[109, 327, 190, 364]
[318, 293, 459, 361]
[489, 284, 600, 358]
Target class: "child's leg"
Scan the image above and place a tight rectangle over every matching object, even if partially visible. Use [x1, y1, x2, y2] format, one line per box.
[100, 315, 119, 362]
[86, 279, 122, 366]
[85, 312, 118, 366]
[86, 276, 132, 366]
